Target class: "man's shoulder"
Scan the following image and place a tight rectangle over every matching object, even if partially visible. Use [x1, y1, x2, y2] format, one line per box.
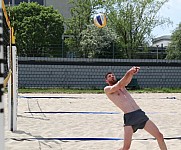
[104, 85, 112, 89]
[104, 86, 111, 92]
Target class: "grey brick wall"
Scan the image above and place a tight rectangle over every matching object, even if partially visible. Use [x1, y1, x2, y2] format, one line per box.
[18, 57, 181, 89]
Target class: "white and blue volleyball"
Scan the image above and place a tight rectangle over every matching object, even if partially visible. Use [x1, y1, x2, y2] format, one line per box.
[94, 13, 107, 28]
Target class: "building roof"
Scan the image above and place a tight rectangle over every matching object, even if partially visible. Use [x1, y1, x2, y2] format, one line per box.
[152, 35, 171, 43]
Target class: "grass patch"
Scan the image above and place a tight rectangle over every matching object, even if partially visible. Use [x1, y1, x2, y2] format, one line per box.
[132, 88, 181, 93]
[16, 87, 181, 94]
[18, 88, 104, 94]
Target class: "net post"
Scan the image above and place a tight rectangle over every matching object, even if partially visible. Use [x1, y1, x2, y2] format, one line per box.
[3, 0, 17, 131]
[7, 46, 12, 131]
[12, 45, 17, 131]
[7, 45, 17, 132]
[0, 0, 5, 149]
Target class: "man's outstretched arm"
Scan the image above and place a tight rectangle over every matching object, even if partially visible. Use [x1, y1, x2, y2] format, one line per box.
[104, 66, 140, 94]
[119, 66, 140, 87]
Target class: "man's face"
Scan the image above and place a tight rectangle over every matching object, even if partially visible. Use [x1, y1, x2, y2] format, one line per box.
[106, 73, 117, 85]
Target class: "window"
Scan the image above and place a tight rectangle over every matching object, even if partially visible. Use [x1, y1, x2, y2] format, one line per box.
[15, 0, 28, 5]
[30, 0, 44, 5]
[4, 0, 44, 5]
[4, 0, 12, 5]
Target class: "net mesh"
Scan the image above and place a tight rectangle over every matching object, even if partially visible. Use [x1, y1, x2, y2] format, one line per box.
[0, 0, 4, 149]
[2, 0, 10, 87]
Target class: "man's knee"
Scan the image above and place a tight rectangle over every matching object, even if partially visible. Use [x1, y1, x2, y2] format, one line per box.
[156, 132, 164, 141]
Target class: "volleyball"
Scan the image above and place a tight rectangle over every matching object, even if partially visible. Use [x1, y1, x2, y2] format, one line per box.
[93, 13, 107, 28]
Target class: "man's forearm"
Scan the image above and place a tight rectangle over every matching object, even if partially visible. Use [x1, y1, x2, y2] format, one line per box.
[117, 71, 133, 87]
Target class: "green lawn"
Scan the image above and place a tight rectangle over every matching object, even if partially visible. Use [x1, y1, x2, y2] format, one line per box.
[17, 87, 181, 94]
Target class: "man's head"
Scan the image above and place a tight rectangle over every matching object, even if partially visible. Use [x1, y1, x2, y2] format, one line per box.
[105, 72, 117, 85]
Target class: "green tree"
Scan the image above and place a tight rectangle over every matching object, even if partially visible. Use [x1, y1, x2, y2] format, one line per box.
[10, 2, 64, 57]
[104, 0, 171, 58]
[64, 0, 103, 57]
[80, 25, 119, 58]
[166, 23, 181, 60]
[65, 0, 171, 59]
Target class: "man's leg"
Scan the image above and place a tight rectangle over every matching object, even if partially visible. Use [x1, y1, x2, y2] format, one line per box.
[119, 126, 133, 150]
[144, 120, 167, 150]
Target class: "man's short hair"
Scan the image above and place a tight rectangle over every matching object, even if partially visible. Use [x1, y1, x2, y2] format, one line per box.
[105, 72, 113, 79]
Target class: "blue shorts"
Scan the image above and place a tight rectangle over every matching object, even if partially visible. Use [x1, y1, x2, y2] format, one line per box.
[124, 109, 149, 133]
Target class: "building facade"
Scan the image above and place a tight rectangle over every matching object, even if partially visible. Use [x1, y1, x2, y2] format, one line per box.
[45, 0, 72, 18]
[4, 0, 43, 5]
[152, 35, 171, 47]
[4, 0, 72, 18]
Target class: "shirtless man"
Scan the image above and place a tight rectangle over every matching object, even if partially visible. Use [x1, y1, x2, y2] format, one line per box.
[104, 66, 167, 150]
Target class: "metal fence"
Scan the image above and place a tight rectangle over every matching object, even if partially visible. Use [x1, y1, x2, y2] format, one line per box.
[18, 57, 181, 89]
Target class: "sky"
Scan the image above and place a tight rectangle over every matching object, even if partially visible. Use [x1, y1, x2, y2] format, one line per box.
[151, 0, 181, 37]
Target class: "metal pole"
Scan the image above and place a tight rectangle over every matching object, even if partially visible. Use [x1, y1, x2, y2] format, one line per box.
[113, 42, 115, 59]
[12, 0, 15, 6]
[156, 45, 159, 60]
[44, 0, 46, 6]
[62, 35, 64, 58]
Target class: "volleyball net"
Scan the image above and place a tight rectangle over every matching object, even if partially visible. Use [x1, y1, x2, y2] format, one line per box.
[0, 0, 4, 149]
[2, 0, 18, 132]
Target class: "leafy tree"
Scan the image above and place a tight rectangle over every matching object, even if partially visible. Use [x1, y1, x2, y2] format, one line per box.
[80, 25, 119, 58]
[65, 0, 171, 59]
[64, 0, 104, 57]
[166, 23, 181, 60]
[10, 2, 64, 57]
[102, 0, 171, 58]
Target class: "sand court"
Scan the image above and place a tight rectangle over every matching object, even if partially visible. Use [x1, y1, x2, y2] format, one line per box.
[5, 93, 181, 150]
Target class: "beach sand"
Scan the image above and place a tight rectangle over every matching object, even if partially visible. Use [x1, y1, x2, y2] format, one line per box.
[4, 93, 181, 150]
